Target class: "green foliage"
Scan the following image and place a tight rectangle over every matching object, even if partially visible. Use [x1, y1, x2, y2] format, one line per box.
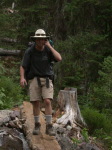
[0, 76, 24, 109]
[55, 32, 110, 92]
[0, 0, 14, 7]
[63, 0, 112, 37]
[71, 137, 81, 148]
[94, 129, 112, 149]
[0, 63, 6, 75]
[81, 128, 89, 142]
[0, 13, 18, 38]
[88, 56, 112, 110]
[82, 107, 112, 149]
[0, 62, 24, 109]
[71, 128, 89, 148]
[82, 107, 112, 134]
[99, 56, 112, 84]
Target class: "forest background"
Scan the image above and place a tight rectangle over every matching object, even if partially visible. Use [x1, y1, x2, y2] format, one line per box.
[0, 0, 112, 149]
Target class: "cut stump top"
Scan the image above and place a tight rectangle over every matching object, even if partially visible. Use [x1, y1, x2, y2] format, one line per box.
[21, 101, 61, 150]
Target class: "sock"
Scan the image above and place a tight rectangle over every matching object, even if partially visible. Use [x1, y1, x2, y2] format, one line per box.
[34, 116, 40, 123]
[45, 115, 52, 124]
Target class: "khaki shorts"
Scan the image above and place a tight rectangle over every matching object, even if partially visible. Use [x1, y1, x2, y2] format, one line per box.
[29, 77, 54, 101]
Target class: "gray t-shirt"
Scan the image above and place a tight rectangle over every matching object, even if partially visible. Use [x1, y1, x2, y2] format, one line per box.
[21, 43, 57, 80]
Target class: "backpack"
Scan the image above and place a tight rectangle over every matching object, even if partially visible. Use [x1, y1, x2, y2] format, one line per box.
[24, 42, 55, 83]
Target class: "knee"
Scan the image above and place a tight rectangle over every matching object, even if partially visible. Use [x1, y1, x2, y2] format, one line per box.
[44, 99, 51, 106]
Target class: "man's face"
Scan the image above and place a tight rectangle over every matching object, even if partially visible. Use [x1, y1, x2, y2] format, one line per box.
[35, 38, 47, 47]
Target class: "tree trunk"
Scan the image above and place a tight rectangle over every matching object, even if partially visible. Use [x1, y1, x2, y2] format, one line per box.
[56, 88, 86, 127]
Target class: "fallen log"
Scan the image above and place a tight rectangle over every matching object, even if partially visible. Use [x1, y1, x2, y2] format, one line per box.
[20, 101, 61, 150]
[0, 37, 17, 43]
[0, 48, 21, 56]
[56, 88, 86, 127]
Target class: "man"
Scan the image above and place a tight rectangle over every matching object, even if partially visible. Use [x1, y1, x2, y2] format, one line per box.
[20, 29, 62, 136]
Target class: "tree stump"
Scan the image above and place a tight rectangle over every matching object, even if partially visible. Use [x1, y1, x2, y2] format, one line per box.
[56, 88, 86, 127]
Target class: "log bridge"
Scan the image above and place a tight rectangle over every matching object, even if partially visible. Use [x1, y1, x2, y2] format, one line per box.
[21, 101, 61, 150]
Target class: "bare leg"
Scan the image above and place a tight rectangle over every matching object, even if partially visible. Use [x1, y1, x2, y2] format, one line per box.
[44, 98, 52, 115]
[32, 101, 40, 116]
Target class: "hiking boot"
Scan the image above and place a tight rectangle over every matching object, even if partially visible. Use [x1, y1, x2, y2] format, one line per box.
[46, 123, 55, 136]
[33, 122, 41, 135]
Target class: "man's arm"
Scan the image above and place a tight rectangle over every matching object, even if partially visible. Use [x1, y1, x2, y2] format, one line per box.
[20, 46, 32, 87]
[20, 66, 27, 87]
[45, 41, 62, 61]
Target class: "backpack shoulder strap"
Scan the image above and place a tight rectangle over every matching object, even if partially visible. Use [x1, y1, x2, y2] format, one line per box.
[27, 42, 35, 56]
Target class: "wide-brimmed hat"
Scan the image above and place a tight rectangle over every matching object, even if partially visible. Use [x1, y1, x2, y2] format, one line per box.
[30, 29, 49, 39]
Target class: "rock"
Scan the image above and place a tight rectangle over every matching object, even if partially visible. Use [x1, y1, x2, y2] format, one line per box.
[0, 127, 30, 150]
[54, 123, 101, 150]
[8, 120, 17, 128]
[66, 125, 72, 131]
[56, 126, 66, 135]
[58, 136, 74, 150]
[0, 128, 23, 150]
[10, 110, 20, 120]
[0, 110, 13, 126]
[76, 142, 100, 150]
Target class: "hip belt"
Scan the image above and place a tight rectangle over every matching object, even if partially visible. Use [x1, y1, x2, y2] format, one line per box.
[36, 75, 54, 88]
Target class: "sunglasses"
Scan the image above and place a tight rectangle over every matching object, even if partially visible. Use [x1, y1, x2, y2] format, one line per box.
[35, 34, 46, 36]
[35, 38, 47, 41]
